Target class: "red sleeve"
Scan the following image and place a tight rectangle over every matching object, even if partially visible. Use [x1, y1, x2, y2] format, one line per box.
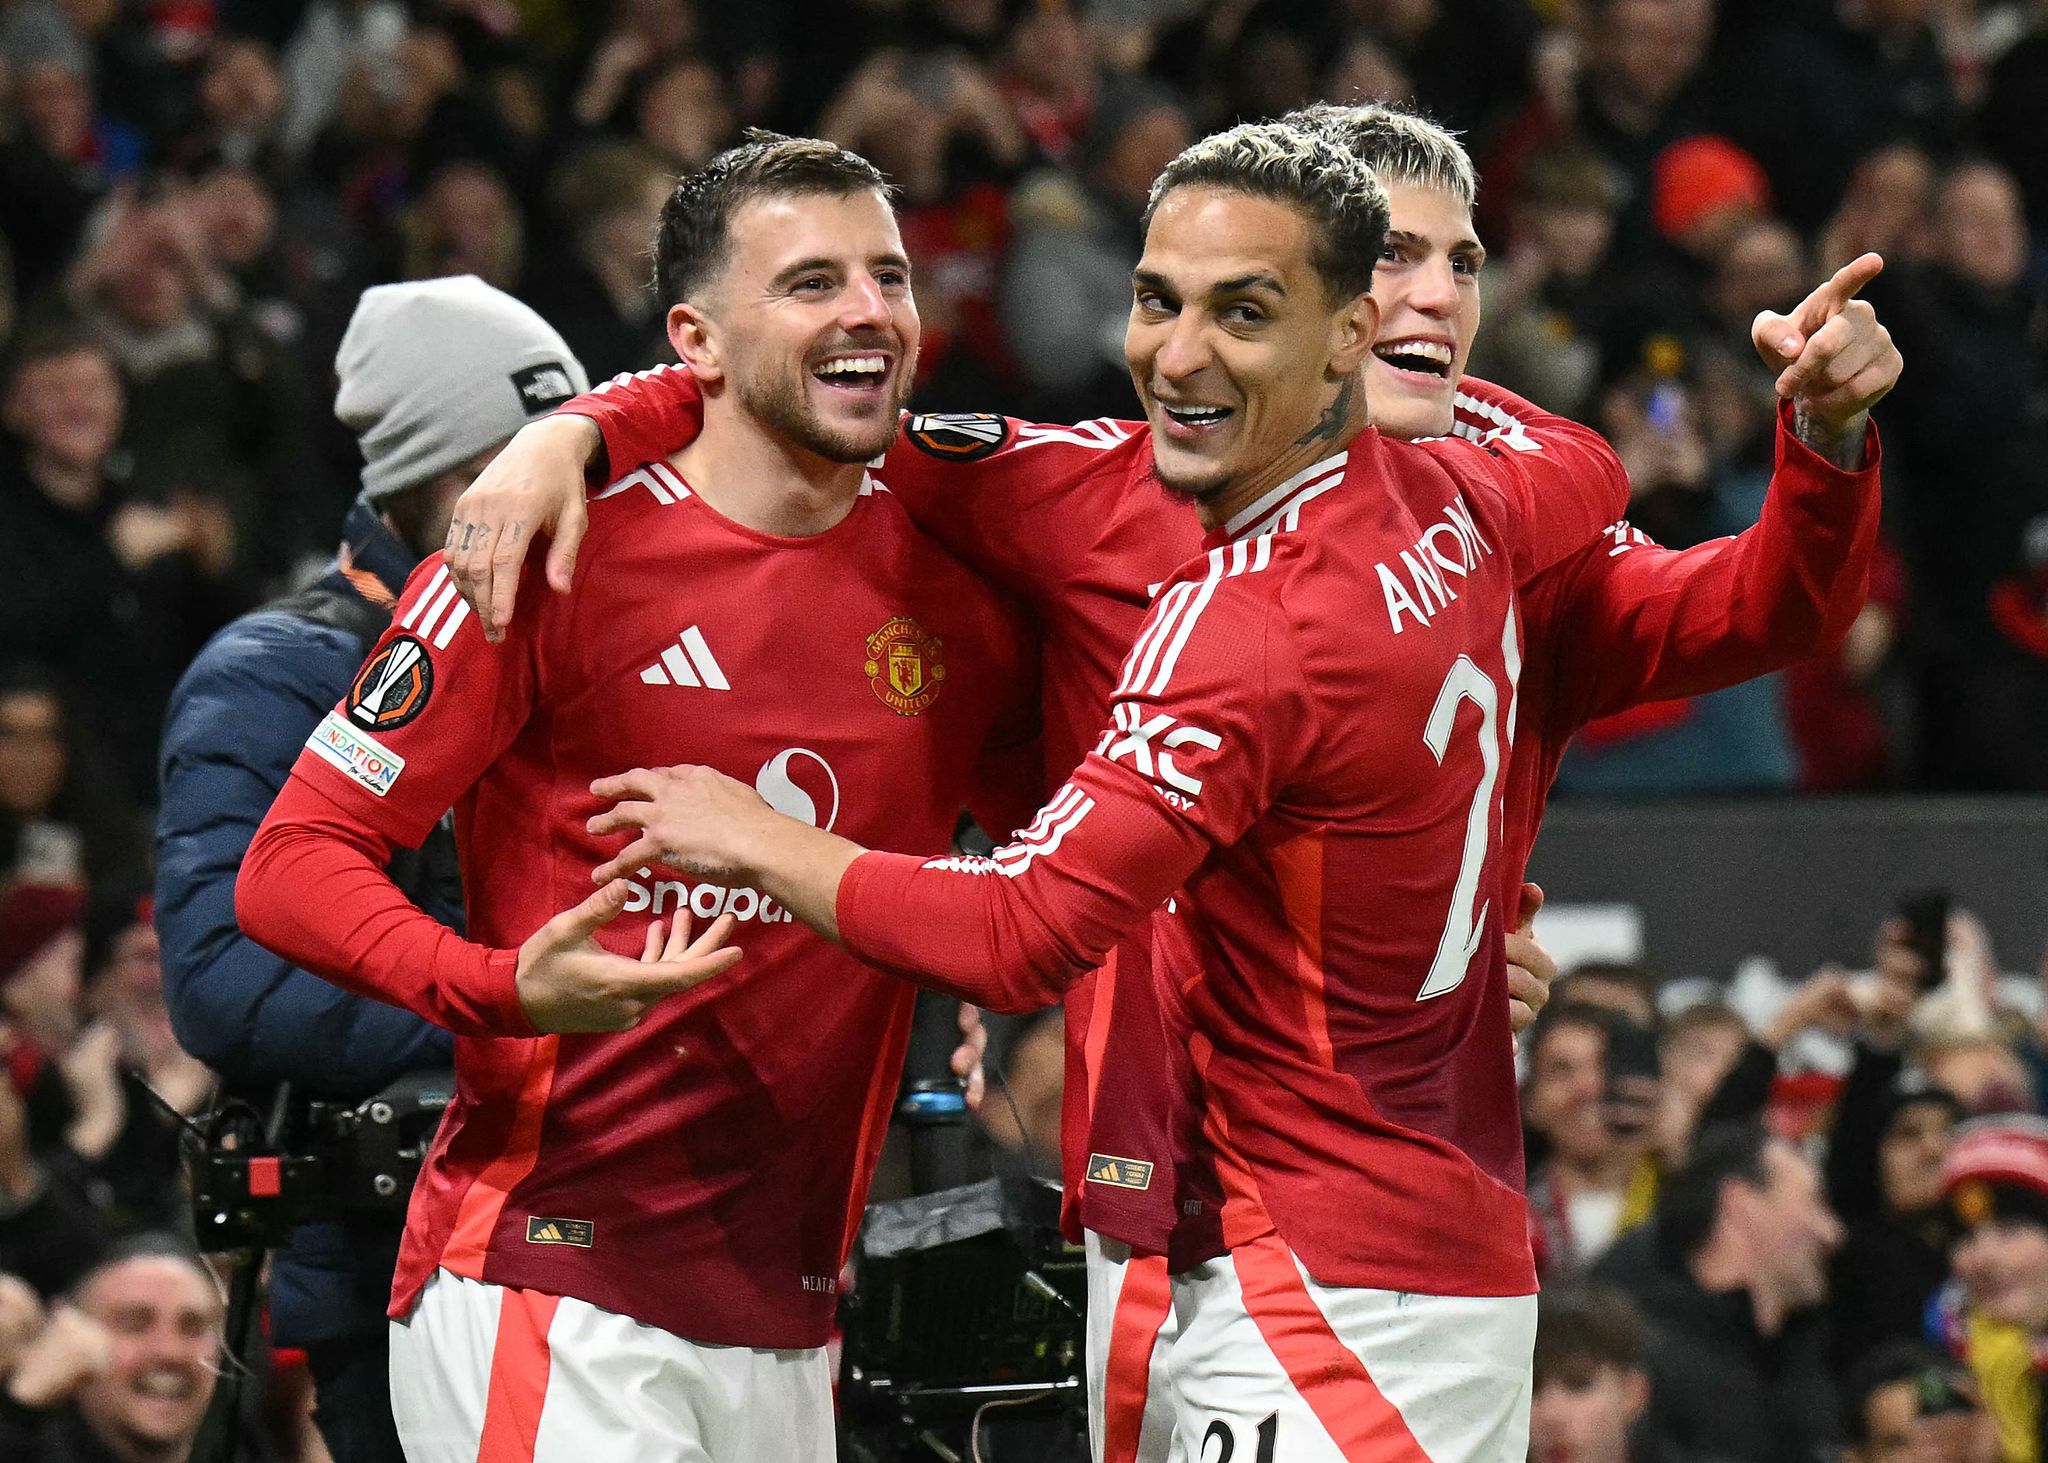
[1543, 403, 1883, 725]
[1440, 376, 1633, 582]
[237, 777, 529, 1036]
[834, 553, 1315, 1012]
[235, 554, 550, 1037]
[565, 364, 705, 483]
[874, 414, 1146, 596]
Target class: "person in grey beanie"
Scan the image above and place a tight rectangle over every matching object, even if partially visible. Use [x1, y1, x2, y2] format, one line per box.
[151, 276, 586, 1463]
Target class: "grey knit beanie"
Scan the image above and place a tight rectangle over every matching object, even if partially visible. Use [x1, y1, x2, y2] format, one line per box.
[334, 275, 590, 503]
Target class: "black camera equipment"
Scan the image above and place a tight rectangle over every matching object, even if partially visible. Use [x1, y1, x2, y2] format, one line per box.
[137, 1069, 453, 1463]
[840, 1176, 1087, 1462]
[182, 1069, 454, 1250]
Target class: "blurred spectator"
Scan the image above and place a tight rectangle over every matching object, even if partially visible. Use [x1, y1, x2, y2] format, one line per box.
[1818, 142, 1937, 275]
[1822, 0, 1967, 159]
[819, 48, 1029, 405]
[570, 0, 704, 133]
[997, 3, 1096, 163]
[1471, 142, 1623, 419]
[0, 881, 108, 1298]
[521, 141, 672, 383]
[1530, 1284, 1654, 1463]
[1840, 1342, 1997, 1463]
[634, 57, 736, 171]
[0, 52, 121, 301]
[1526, 1005, 1663, 1280]
[0, 669, 136, 892]
[167, 38, 289, 184]
[0, 318, 217, 805]
[1656, 1002, 1750, 1152]
[0, 1235, 245, 1462]
[1002, 81, 1189, 419]
[70, 898, 211, 1238]
[1873, 159, 2048, 790]
[1832, 1067, 1965, 1375]
[1597, 1121, 1844, 1463]
[0, 881, 83, 1061]
[400, 159, 523, 290]
[68, 184, 306, 597]
[1651, 134, 1772, 263]
[281, 0, 410, 159]
[1935, 1116, 2048, 1463]
[1495, 0, 1717, 266]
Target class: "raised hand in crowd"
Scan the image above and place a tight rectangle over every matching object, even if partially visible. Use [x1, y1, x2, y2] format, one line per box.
[2, 1302, 113, 1409]
[57, 1024, 126, 1165]
[0, 1273, 43, 1379]
[0, 1073, 33, 1206]
[1763, 968, 1863, 1052]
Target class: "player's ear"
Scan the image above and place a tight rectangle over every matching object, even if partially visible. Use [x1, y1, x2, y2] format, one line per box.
[668, 302, 724, 386]
[1328, 291, 1379, 377]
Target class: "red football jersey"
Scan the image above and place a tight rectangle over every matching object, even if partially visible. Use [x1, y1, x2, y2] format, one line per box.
[569, 371, 1875, 1276]
[838, 425, 1636, 1297]
[237, 467, 1032, 1348]
[575, 373, 1604, 1265]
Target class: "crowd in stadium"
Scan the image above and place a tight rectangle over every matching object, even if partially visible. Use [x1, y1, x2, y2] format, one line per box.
[0, 0, 2044, 1460]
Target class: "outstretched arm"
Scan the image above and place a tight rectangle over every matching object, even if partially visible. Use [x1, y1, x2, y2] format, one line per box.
[1546, 403, 1882, 721]
[1541, 253, 1899, 722]
[586, 572, 1313, 1013]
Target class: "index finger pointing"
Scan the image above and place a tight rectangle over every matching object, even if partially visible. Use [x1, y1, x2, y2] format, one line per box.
[1797, 252, 1884, 333]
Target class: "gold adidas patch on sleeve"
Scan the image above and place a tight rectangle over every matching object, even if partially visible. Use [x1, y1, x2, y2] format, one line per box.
[524, 1216, 595, 1248]
[1086, 1153, 1154, 1191]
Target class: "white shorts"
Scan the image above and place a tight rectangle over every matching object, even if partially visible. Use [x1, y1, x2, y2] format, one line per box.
[387, 1269, 834, 1463]
[1167, 1234, 1537, 1463]
[1086, 1232, 1182, 1463]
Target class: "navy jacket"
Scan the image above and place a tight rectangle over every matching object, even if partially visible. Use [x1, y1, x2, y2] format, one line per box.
[155, 501, 458, 1345]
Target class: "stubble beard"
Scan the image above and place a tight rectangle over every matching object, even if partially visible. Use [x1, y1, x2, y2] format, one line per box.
[735, 356, 907, 465]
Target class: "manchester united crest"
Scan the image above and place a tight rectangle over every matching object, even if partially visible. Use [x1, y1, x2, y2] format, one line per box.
[864, 616, 946, 716]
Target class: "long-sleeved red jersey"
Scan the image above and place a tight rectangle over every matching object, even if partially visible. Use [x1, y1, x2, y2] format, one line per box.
[570, 369, 1879, 1272]
[235, 469, 1034, 1349]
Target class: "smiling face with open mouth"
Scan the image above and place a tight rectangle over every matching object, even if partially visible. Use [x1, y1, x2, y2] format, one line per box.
[1126, 186, 1376, 518]
[688, 189, 919, 466]
[1367, 179, 1485, 442]
[75, 1253, 223, 1453]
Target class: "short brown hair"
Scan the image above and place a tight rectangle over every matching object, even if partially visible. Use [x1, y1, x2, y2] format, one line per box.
[1534, 1285, 1644, 1388]
[653, 129, 891, 307]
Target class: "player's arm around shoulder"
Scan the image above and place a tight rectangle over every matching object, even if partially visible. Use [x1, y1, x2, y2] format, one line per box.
[874, 411, 1149, 587]
[446, 362, 707, 639]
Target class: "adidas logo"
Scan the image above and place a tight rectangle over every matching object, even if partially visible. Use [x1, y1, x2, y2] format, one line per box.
[1085, 1153, 1154, 1191]
[524, 1215, 594, 1247]
[640, 626, 729, 689]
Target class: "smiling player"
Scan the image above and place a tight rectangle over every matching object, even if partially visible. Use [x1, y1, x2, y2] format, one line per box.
[235, 134, 1037, 1463]
[437, 103, 1894, 1463]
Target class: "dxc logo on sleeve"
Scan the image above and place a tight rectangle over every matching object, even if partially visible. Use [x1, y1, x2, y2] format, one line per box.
[1095, 703, 1221, 803]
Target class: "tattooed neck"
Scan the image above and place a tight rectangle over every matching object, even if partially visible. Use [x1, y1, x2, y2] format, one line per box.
[1294, 375, 1359, 449]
